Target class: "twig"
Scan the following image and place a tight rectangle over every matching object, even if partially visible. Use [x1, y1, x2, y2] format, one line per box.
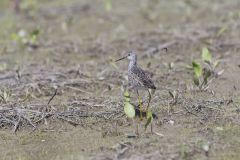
[21, 114, 37, 129]
[13, 116, 21, 133]
[184, 105, 199, 117]
[34, 113, 53, 124]
[56, 116, 80, 126]
[47, 89, 58, 105]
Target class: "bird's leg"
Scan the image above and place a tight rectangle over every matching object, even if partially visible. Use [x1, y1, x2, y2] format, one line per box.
[150, 122, 153, 134]
[132, 118, 139, 136]
[146, 89, 152, 112]
[136, 90, 143, 120]
[135, 121, 139, 136]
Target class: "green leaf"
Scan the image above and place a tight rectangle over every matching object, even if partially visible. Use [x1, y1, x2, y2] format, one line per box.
[30, 29, 40, 43]
[201, 47, 212, 63]
[124, 91, 130, 102]
[104, 0, 112, 11]
[144, 111, 153, 130]
[30, 29, 40, 37]
[217, 26, 227, 37]
[192, 61, 202, 78]
[11, 33, 20, 41]
[147, 111, 153, 119]
[124, 102, 135, 118]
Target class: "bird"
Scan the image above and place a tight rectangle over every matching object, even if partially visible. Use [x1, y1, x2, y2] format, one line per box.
[115, 51, 156, 118]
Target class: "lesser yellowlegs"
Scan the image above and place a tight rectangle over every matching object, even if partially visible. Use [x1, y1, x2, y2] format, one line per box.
[116, 51, 156, 116]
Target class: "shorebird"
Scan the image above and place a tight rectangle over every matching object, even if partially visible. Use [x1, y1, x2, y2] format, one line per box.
[115, 51, 156, 117]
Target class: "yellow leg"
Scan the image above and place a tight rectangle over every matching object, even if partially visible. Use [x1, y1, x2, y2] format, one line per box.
[133, 118, 139, 136]
[136, 122, 139, 136]
[136, 90, 143, 120]
[146, 89, 152, 112]
[150, 122, 153, 134]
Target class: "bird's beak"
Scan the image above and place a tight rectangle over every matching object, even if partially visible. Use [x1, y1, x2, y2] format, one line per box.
[115, 55, 128, 62]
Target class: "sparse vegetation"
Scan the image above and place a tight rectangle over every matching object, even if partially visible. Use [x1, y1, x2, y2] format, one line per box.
[123, 90, 154, 134]
[0, 89, 11, 103]
[188, 47, 224, 90]
[11, 28, 40, 49]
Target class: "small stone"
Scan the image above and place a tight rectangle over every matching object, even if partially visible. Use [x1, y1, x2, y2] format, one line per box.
[202, 144, 209, 152]
[216, 127, 223, 131]
[168, 120, 174, 125]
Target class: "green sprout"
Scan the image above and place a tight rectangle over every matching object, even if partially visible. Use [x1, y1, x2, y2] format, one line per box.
[104, 0, 112, 12]
[123, 91, 154, 133]
[201, 47, 224, 77]
[0, 89, 11, 103]
[123, 91, 135, 118]
[169, 90, 178, 105]
[188, 47, 223, 90]
[144, 110, 153, 131]
[29, 29, 40, 44]
[217, 26, 227, 37]
[192, 61, 202, 78]
[202, 47, 212, 63]
[11, 28, 40, 48]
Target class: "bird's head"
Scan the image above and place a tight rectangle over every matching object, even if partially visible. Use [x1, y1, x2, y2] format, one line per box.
[115, 51, 137, 62]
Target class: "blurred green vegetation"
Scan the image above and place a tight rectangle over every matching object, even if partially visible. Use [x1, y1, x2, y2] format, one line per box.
[0, 0, 9, 11]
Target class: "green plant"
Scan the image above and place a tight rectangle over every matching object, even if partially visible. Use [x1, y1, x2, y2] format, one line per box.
[0, 89, 11, 103]
[123, 91, 153, 133]
[123, 91, 135, 118]
[188, 47, 223, 90]
[144, 110, 153, 130]
[104, 0, 112, 12]
[11, 28, 40, 48]
[180, 144, 189, 160]
[169, 90, 178, 105]
[201, 47, 223, 77]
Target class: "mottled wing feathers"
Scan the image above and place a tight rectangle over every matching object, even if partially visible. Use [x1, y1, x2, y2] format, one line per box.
[128, 66, 156, 90]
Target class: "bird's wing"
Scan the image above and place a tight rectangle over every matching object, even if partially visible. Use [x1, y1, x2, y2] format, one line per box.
[131, 66, 156, 89]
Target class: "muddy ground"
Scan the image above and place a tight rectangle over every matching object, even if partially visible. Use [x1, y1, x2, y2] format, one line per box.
[0, 0, 240, 159]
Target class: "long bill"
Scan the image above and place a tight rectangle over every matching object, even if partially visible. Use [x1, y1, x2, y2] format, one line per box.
[115, 56, 128, 62]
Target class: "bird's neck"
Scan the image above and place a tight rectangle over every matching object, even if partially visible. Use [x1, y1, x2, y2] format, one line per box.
[128, 60, 137, 70]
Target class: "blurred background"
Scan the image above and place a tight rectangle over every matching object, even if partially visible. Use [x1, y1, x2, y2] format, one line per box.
[1, 0, 240, 71]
